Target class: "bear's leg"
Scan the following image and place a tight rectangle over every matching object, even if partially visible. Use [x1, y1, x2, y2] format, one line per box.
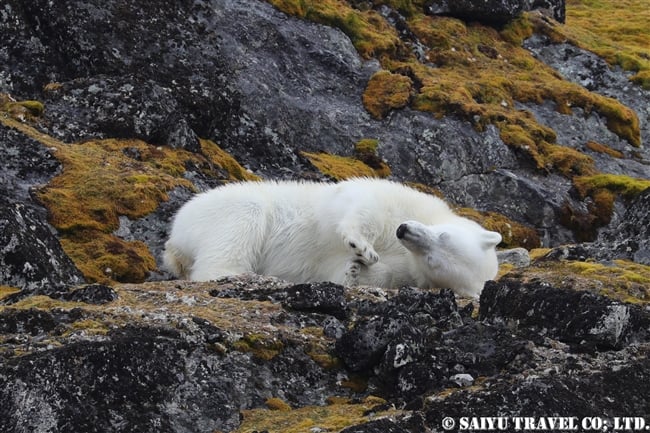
[343, 259, 362, 286]
[189, 255, 254, 281]
[338, 222, 380, 265]
[343, 260, 394, 288]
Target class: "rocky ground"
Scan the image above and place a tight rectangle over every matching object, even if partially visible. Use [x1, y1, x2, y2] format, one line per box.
[1, 0, 650, 432]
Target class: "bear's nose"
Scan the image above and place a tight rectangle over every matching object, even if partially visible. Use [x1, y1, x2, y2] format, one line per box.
[396, 223, 408, 239]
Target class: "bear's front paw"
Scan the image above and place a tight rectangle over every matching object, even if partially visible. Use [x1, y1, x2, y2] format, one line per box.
[344, 237, 379, 265]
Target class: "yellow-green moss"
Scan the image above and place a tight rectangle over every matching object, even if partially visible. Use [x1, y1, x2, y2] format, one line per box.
[1, 93, 45, 121]
[585, 140, 624, 158]
[505, 257, 650, 304]
[574, 173, 650, 199]
[266, 397, 293, 412]
[0, 109, 256, 285]
[354, 138, 392, 177]
[362, 70, 412, 119]
[457, 208, 541, 249]
[233, 333, 285, 361]
[567, 174, 650, 239]
[267, 0, 402, 58]
[562, 0, 650, 83]
[0, 286, 21, 300]
[199, 138, 260, 181]
[302, 151, 379, 180]
[236, 396, 396, 433]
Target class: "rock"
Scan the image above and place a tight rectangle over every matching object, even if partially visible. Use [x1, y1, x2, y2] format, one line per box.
[480, 279, 650, 351]
[339, 418, 411, 433]
[450, 373, 474, 387]
[60, 284, 118, 305]
[337, 288, 528, 400]
[424, 0, 565, 26]
[497, 247, 531, 267]
[284, 282, 348, 319]
[598, 187, 650, 264]
[425, 357, 650, 428]
[0, 200, 84, 300]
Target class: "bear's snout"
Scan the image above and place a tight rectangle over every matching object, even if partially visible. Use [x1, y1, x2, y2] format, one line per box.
[396, 223, 408, 239]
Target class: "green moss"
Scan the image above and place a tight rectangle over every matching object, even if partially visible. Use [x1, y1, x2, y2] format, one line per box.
[266, 397, 293, 412]
[585, 140, 623, 158]
[237, 396, 395, 433]
[500, 14, 534, 45]
[574, 174, 650, 199]
[199, 139, 260, 181]
[233, 333, 285, 361]
[353, 138, 392, 177]
[267, 0, 402, 58]
[457, 208, 541, 249]
[0, 112, 256, 285]
[0, 93, 45, 121]
[507, 257, 650, 304]
[0, 286, 21, 300]
[562, 0, 650, 79]
[302, 151, 380, 180]
[362, 70, 412, 119]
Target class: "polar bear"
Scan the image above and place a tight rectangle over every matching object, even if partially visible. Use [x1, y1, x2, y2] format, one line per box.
[163, 178, 502, 297]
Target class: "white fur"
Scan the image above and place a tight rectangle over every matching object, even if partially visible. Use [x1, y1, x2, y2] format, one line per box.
[163, 178, 502, 298]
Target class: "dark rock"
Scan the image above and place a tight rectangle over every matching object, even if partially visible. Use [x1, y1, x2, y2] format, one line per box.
[60, 284, 118, 305]
[0, 121, 84, 298]
[0, 199, 84, 299]
[337, 287, 528, 400]
[425, 357, 650, 429]
[598, 187, 650, 264]
[480, 280, 650, 351]
[284, 282, 348, 319]
[0, 309, 58, 336]
[43, 77, 201, 152]
[340, 418, 411, 433]
[424, 0, 565, 26]
[0, 124, 60, 201]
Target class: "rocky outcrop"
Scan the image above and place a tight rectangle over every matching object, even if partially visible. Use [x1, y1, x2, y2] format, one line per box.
[2, 274, 648, 432]
[425, 0, 565, 25]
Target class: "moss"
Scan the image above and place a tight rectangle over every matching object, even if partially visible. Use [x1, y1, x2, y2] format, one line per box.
[574, 174, 650, 199]
[0, 286, 22, 300]
[302, 151, 379, 180]
[65, 319, 110, 336]
[340, 374, 368, 393]
[233, 333, 285, 361]
[199, 139, 260, 181]
[354, 138, 391, 177]
[362, 70, 412, 119]
[237, 396, 397, 433]
[0, 111, 255, 285]
[585, 140, 623, 159]
[267, 0, 403, 58]
[561, 0, 650, 79]
[266, 397, 293, 412]
[505, 257, 650, 304]
[500, 14, 534, 45]
[457, 208, 541, 250]
[0, 93, 45, 121]
[630, 70, 650, 90]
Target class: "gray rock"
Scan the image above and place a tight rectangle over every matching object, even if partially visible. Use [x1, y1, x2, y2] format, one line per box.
[424, 0, 565, 25]
[497, 247, 531, 267]
[480, 279, 650, 350]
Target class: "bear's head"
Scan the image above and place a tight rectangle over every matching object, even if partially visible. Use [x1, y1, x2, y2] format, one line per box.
[396, 220, 502, 298]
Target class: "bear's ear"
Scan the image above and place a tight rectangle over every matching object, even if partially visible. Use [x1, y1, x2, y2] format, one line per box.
[481, 230, 502, 249]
